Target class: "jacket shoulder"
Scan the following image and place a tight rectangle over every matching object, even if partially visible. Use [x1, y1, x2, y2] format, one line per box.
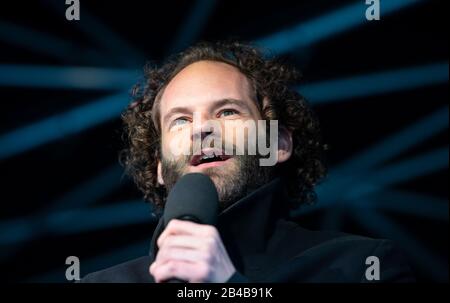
[272, 222, 415, 282]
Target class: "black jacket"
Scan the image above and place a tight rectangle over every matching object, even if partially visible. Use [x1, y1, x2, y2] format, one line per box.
[81, 178, 414, 283]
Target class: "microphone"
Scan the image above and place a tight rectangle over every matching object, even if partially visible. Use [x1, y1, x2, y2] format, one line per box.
[161, 173, 219, 283]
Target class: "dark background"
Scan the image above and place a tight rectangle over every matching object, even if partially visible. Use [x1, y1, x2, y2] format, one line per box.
[0, 0, 447, 282]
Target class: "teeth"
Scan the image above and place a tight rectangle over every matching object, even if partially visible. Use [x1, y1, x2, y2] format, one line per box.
[193, 151, 227, 165]
[202, 154, 215, 160]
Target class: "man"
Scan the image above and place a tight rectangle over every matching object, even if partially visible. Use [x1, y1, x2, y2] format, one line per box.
[81, 41, 414, 283]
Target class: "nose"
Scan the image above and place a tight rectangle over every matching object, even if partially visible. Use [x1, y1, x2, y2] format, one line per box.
[191, 111, 222, 143]
[192, 127, 213, 142]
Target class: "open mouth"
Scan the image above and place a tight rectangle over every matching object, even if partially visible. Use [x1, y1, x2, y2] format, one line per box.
[190, 149, 232, 167]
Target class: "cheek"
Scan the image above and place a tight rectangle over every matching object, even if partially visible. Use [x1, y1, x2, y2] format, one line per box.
[161, 128, 193, 159]
[223, 119, 258, 153]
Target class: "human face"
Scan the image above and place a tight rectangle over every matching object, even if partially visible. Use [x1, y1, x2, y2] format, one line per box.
[157, 60, 272, 207]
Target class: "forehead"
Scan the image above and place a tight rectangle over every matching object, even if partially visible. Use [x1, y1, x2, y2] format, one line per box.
[159, 60, 255, 116]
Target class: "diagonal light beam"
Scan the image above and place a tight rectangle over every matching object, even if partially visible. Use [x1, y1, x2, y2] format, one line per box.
[0, 91, 130, 160]
[48, 164, 125, 212]
[334, 147, 449, 203]
[333, 105, 448, 175]
[43, 0, 145, 67]
[0, 164, 129, 259]
[352, 146, 448, 195]
[360, 189, 448, 221]
[0, 64, 137, 90]
[294, 146, 449, 216]
[0, 200, 155, 246]
[168, 0, 217, 54]
[255, 0, 423, 54]
[300, 62, 448, 104]
[0, 21, 107, 64]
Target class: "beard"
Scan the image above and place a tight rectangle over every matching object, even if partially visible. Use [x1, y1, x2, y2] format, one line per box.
[160, 153, 273, 210]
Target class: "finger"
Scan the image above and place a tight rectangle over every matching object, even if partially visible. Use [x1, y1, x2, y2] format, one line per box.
[157, 220, 193, 248]
[155, 246, 208, 265]
[159, 234, 208, 251]
[157, 219, 217, 247]
[151, 260, 209, 283]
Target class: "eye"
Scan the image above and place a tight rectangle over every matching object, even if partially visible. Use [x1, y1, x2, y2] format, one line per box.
[171, 117, 190, 128]
[218, 109, 239, 118]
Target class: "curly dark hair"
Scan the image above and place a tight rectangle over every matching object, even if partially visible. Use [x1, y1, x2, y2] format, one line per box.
[120, 40, 327, 210]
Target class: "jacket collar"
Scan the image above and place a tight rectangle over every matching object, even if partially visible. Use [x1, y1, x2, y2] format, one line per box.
[218, 177, 288, 255]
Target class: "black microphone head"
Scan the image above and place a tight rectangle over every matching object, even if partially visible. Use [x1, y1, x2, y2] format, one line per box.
[163, 173, 219, 227]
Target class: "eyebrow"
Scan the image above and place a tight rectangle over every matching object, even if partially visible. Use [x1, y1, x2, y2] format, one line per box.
[162, 98, 251, 126]
[163, 106, 192, 125]
[214, 98, 251, 111]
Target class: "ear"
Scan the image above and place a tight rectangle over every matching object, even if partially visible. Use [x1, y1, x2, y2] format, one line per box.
[277, 126, 293, 164]
[157, 161, 164, 185]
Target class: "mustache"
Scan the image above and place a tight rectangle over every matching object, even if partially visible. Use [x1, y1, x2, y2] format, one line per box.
[160, 149, 274, 210]
[189, 138, 238, 162]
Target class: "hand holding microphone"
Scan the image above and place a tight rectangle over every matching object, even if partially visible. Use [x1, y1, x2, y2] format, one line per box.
[149, 173, 236, 283]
